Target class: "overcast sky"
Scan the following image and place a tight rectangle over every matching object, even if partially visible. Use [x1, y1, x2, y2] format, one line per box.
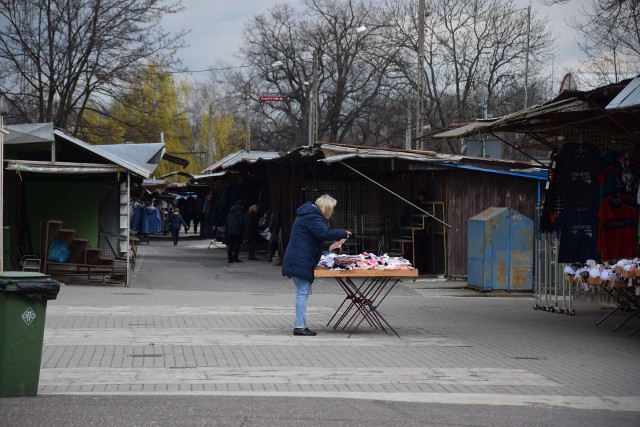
[162, 0, 588, 88]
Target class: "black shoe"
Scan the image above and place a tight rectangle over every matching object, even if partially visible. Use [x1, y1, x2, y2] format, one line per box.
[293, 328, 317, 336]
[228, 260, 234, 263]
[248, 256, 259, 260]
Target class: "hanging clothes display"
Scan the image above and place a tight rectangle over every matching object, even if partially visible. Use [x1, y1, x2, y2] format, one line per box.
[548, 139, 640, 263]
[131, 204, 163, 234]
[556, 140, 601, 207]
[540, 149, 562, 232]
[555, 207, 599, 263]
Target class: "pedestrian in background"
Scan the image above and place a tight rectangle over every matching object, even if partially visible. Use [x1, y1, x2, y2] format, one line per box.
[168, 207, 188, 245]
[244, 204, 260, 260]
[224, 200, 245, 263]
[282, 194, 351, 336]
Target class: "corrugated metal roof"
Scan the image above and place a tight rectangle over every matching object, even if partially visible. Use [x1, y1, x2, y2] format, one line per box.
[99, 142, 165, 178]
[157, 170, 194, 180]
[202, 150, 280, 173]
[4, 123, 163, 178]
[53, 129, 158, 178]
[431, 121, 495, 139]
[432, 98, 584, 139]
[606, 76, 640, 109]
[4, 123, 54, 144]
[315, 142, 546, 180]
[5, 160, 124, 174]
[318, 143, 459, 164]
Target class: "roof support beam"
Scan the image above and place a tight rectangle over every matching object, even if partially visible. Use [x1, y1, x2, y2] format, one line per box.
[489, 133, 547, 168]
[339, 161, 451, 229]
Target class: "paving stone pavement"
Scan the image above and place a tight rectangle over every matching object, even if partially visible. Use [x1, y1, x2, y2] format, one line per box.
[37, 236, 640, 412]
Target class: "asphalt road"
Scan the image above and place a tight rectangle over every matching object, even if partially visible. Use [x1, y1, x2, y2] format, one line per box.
[2, 395, 638, 427]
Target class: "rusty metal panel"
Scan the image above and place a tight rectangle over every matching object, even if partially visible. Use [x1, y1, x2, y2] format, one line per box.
[508, 211, 534, 290]
[468, 207, 533, 291]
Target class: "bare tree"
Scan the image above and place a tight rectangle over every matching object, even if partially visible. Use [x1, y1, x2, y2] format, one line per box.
[571, 0, 640, 84]
[0, 0, 186, 132]
[384, 0, 553, 142]
[229, 0, 553, 152]
[238, 0, 400, 150]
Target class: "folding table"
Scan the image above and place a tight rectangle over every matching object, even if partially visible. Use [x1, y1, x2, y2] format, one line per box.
[314, 268, 418, 337]
[596, 280, 640, 334]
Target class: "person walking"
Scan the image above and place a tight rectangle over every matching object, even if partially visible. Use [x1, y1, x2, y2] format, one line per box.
[282, 194, 351, 336]
[264, 209, 279, 263]
[224, 200, 245, 263]
[168, 207, 189, 245]
[244, 204, 260, 260]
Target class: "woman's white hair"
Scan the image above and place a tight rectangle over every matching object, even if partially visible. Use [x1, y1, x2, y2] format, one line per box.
[314, 194, 337, 215]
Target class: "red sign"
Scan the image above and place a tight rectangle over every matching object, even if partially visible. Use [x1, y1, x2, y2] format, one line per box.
[259, 95, 285, 103]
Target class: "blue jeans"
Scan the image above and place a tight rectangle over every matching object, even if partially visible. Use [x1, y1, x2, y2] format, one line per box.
[293, 277, 312, 328]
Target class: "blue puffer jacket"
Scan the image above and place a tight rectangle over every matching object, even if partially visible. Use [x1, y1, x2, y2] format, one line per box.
[282, 202, 348, 283]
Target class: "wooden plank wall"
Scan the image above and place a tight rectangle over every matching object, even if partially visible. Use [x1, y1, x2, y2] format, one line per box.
[446, 169, 541, 279]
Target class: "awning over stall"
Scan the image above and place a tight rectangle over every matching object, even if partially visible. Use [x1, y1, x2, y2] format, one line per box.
[431, 77, 639, 142]
[5, 160, 125, 174]
[3, 123, 165, 179]
[202, 150, 280, 174]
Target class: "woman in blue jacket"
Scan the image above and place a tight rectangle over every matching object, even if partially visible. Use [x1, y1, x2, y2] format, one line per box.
[282, 194, 350, 336]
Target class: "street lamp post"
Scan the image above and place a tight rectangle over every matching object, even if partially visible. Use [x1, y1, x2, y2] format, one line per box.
[416, 0, 426, 151]
[208, 102, 216, 164]
[308, 50, 318, 147]
[273, 25, 367, 148]
[243, 82, 251, 152]
[524, 5, 531, 109]
[272, 59, 312, 147]
[242, 72, 273, 152]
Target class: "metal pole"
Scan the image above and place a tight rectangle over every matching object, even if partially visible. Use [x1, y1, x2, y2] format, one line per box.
[416, 0, 425, 150]
[126, 172, 130, 287]
[406, 97, 411, 150]
[208, 103, 216, 164]
[308, 50, 318, 146]
[244, 82, 251, 152]
[524, 5, 530, 109]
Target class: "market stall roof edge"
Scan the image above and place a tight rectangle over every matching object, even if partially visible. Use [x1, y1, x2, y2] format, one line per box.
[201, 150, 280, 174]
[3, 123, 165, 179]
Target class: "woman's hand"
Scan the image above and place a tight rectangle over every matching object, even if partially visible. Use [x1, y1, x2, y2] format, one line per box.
[328, 241, 342, 252]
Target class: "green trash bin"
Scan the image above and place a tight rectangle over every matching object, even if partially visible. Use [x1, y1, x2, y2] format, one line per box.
[0, 271, 60, 397]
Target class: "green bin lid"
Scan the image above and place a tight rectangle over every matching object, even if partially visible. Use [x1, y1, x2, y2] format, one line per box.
[0, 272, 50, 280]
